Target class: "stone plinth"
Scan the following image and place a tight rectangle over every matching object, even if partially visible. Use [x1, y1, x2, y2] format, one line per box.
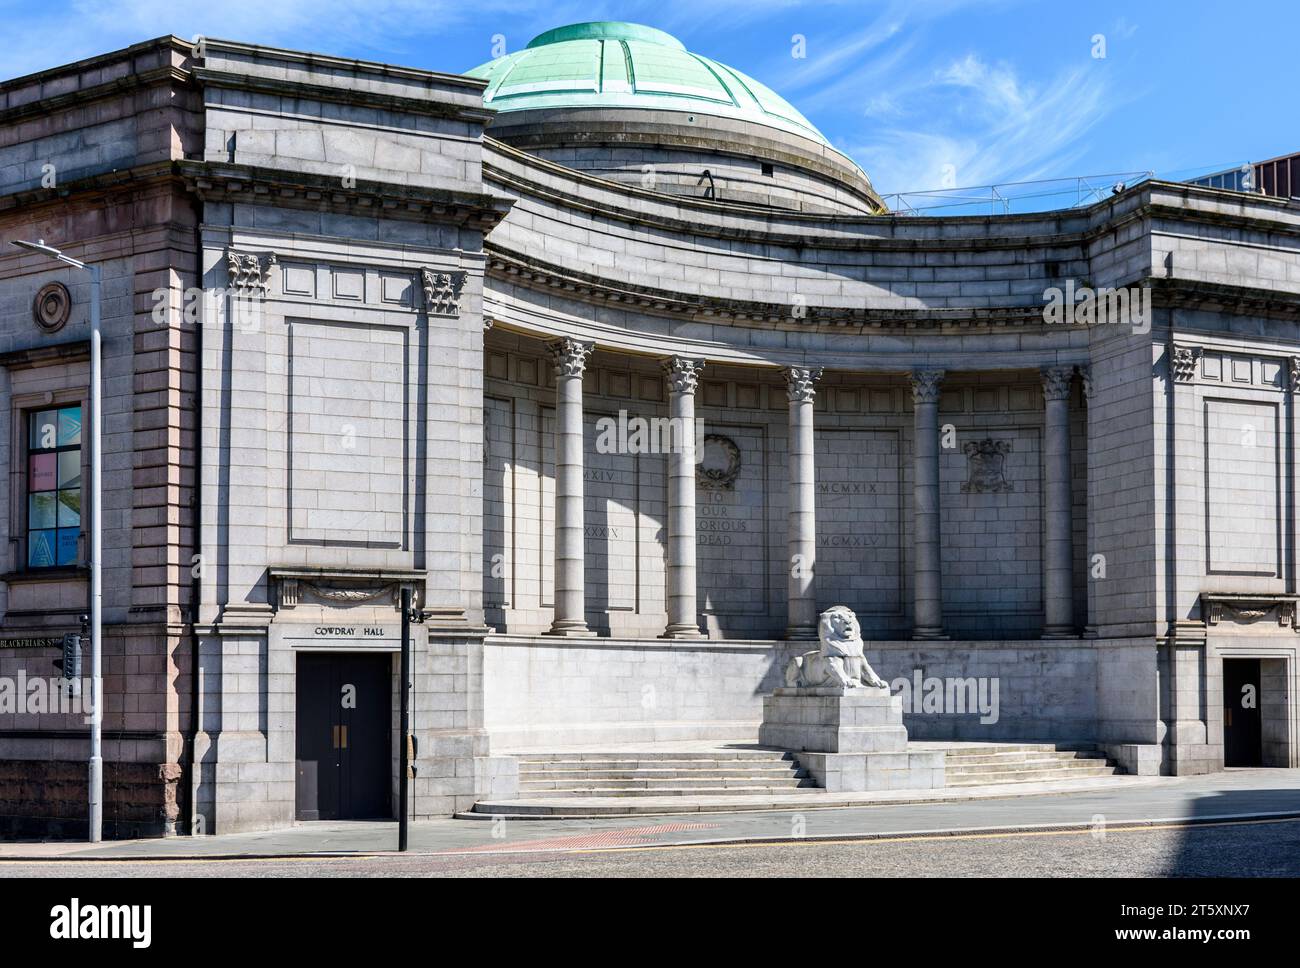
[759, 686, 908, 753]
[759, 686, 944, 793]
[797, 749, 946, 792]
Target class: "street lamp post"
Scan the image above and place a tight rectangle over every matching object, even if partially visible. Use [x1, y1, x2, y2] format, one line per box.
[12, 239, 103, 843]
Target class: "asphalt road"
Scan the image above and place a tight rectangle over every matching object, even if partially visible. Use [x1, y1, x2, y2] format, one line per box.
[4, 817, 1298, 877]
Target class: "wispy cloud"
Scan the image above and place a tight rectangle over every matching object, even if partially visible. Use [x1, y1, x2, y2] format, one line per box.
[848, 52, 1121, 196]
[713, 0, 1120, 195]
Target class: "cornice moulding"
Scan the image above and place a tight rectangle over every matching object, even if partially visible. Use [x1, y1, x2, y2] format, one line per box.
[178, 160, 514, 230]
[196, 38, 490, 93]
[485, 248, 1079, 331]
[193, 67, 496, 125]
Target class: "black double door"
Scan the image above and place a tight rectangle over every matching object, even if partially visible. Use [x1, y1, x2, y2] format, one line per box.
[1223, 658, 1262, 768]
[296, 653, 393, 820]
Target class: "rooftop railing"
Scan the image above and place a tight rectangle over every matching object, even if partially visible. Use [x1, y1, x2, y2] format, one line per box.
[880, 171, 1155, 216]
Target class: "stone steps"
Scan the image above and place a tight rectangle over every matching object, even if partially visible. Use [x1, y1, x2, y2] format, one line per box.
[518, 750, 793, 762]
[942, 743, 1121, 786]
[941, 754, 1109, 772]
[516, 782, 821, 798]
[947, 765, 1119, 786]
[514, 750, 813, 798]
[469, 742, 1137, 816]
[941, 742, 1099, 756]
[521, 768, 804, 781]
[935, 753, 1107, 764]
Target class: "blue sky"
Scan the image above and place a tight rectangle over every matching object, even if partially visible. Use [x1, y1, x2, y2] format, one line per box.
[1, 0, 1295, 196]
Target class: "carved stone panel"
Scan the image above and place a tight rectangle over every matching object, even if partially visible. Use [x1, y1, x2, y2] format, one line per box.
[960, 439, 1013, 493]
[1202, 594, 1297, 631]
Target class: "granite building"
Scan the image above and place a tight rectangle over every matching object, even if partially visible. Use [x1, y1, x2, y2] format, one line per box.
[1, 22, 1298, 835]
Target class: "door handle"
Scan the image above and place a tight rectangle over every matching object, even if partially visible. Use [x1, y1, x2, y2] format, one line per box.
[332, 725, 349, 749]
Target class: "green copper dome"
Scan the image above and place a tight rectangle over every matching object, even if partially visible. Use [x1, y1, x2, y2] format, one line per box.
[467, 21, 835, 150]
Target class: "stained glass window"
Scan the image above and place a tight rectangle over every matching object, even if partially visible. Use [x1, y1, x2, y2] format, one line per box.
[27, 405, 81, 568]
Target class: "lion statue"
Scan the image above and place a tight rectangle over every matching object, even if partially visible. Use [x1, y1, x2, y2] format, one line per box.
[784, 605, 889, 692]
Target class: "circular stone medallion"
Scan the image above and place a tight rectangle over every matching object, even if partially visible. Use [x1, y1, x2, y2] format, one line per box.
[33, 282, 72, 333]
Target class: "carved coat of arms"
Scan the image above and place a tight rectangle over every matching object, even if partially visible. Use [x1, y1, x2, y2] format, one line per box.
[960, 438, 1012, 493]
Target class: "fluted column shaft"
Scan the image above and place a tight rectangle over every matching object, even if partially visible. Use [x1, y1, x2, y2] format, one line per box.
[546, 338, 595, 637]
[783, 366, 823, 640]
[663, 357, 705, 638]
[1042, 366, 1075, 637]
[911, 370, 945, 639]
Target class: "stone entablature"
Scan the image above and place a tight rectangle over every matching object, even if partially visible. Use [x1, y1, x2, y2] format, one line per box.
[1167, 343, 1293, 391]
[484, 141, 1300, 356]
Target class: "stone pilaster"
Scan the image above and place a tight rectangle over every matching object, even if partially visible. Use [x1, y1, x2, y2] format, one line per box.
[1042, 365, 1075, 637]
[545, 338, 595, 637]
[910, 369, 946, 640]
[662, 356, 705, 638]
[782, 365, 823, 640]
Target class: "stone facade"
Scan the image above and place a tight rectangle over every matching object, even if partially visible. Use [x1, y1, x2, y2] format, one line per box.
[1, 29, 1299, 835]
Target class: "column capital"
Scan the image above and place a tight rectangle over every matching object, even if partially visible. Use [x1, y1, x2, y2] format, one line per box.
[1170, 343, 1200, 383]
[1078, 364, 1093, 401]
[1041, 365, 1074, 401]
[909, 369, 944, 405]
[226, 249, 277, 294]
[547, 337, 594, 378]
[662, 356, 705, 395]
[781, 365, 824, 403]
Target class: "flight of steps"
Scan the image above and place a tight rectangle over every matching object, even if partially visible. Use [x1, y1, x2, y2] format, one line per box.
[942, 742, 1121, 786]
[513, 749, 818, 798]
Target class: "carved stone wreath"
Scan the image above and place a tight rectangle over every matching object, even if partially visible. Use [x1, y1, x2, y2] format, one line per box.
[280, 577, 402, 609]
[696, 434, 742, 490]
[33, 282, 71, 333]
[303, 582, 399, 606]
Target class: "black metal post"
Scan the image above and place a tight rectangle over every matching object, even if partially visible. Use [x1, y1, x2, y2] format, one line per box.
[398, 587, 411, 852]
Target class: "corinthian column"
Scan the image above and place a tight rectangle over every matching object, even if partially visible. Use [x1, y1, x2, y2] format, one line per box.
[910, 369, 946, 640]
[546, 338, 595, 637]
[1041, 365, 1075, 637]
[782, 365, 823, 640]
[662, 357, 705, 638]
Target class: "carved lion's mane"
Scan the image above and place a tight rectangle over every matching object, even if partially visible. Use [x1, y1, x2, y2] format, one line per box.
[818, 605, 864, 659]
